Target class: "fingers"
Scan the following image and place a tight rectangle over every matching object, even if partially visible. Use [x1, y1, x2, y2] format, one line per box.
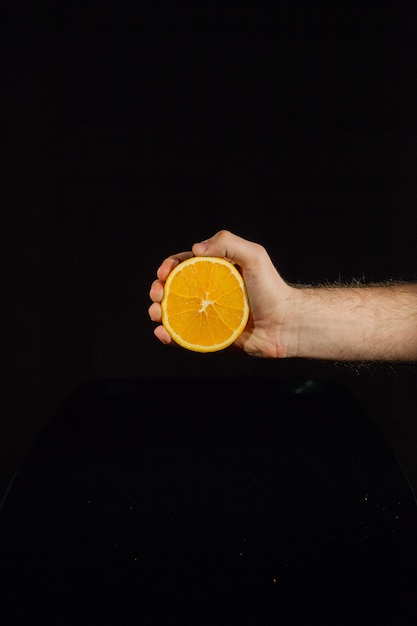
[149, 251, 194, 331]
[148, 301, 173, 344]
[154, 325, 173, 345]
[148, 301, 161, 321]
[192, 229, 264, 268]
[156, 251, 194, 282]
[149, 280, 164, 305]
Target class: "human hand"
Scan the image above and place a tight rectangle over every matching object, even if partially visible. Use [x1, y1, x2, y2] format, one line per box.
[148, 230, 298, 357]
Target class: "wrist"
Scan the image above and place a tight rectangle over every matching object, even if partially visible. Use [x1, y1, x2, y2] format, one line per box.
[273, 285, 305, 359]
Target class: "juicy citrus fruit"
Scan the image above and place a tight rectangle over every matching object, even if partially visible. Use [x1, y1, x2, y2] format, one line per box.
[161, 256, 250, 353]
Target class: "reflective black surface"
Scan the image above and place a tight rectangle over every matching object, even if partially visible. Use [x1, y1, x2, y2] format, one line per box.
[1, 378, 417, 624]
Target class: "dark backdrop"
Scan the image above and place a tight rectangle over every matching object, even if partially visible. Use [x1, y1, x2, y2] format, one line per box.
[2, 2, 417, 501]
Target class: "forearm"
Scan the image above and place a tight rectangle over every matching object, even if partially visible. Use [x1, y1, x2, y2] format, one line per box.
[288, 283, 417, 362]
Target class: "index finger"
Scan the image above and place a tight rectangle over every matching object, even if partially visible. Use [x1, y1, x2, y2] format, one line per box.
[156, 251, 194, 282]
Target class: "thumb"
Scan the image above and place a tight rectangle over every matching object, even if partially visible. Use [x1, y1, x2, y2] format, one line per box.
[192, 230, 258, 267]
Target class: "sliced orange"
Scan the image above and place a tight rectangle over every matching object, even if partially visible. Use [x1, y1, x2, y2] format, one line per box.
[161, 256, 250, 353]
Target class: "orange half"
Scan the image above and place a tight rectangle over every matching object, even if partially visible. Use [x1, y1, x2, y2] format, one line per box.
[161, 256, 250, 353]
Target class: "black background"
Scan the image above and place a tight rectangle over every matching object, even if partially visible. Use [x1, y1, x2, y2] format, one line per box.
[3, 1, 417, 501]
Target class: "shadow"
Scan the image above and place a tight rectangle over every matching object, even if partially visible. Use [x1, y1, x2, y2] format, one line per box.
[1, 377, 417, 624]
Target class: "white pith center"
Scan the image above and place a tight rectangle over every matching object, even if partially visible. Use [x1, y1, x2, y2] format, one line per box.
[199, 293, 213, 313]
